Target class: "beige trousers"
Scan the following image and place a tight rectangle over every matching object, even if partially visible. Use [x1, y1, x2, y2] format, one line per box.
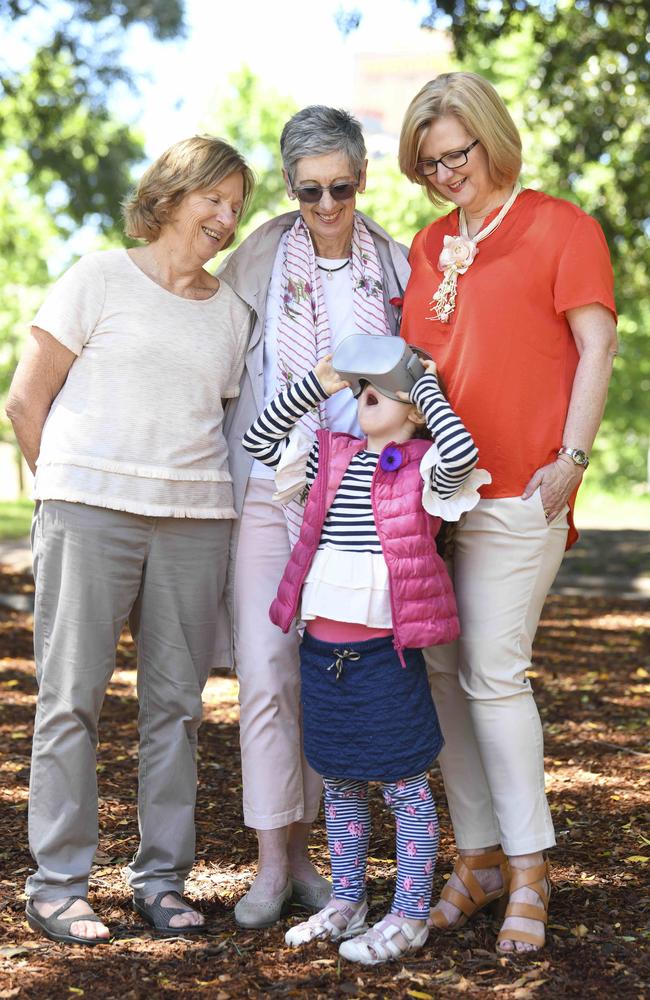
[234, 478, 322, 829]
[425, 490, 568, 856]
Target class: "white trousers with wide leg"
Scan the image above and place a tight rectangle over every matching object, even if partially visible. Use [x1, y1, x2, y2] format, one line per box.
[426, 490, 568, 856]
[234, 478, 322, 830]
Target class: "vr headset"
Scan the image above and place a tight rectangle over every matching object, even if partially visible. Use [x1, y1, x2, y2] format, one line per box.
[332, 334, 431, 401]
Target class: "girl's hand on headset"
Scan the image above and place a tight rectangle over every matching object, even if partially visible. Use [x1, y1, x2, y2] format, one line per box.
[314, 355, 351, 396]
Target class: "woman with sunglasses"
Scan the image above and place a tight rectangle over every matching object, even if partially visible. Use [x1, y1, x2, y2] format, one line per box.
[220, 105, 409, 928]
[398, 72, 618, 952]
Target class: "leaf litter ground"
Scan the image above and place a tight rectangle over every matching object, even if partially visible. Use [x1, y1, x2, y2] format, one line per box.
[0, 566, 648, 999]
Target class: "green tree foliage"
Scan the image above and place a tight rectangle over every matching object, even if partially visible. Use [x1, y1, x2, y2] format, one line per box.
[1, 51, 142, 241]
[0, 151, 57, 404]
[362, 157, 436, 247]
[1, 0, 186, 236]
[203, 67, 299, 238]
[0, 1, 187, 451]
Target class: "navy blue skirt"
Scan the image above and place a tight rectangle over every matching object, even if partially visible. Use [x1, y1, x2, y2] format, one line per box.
[300, 632, 444, 782]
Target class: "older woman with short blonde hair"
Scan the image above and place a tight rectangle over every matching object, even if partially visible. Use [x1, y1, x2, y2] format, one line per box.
[7, 135, 253, 944]
[399, 71, 617, 953]
[399, 71, 522, 203]
[124, 135, 254, 243]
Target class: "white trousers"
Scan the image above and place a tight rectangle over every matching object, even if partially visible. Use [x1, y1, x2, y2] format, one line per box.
[425, 490, 568, 856]
[233, 478, 322, 829]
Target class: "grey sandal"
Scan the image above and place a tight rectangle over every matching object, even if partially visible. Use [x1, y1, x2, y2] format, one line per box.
[25, 895, 110, 946]
[133, 890, 206, 935]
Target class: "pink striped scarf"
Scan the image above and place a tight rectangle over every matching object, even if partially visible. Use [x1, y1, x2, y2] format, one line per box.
[276, 212, 390, 545]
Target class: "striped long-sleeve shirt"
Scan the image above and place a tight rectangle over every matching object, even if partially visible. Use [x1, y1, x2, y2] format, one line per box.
[242, 372, 479, 554]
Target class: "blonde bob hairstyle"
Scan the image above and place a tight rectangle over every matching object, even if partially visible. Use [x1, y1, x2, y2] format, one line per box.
[123, 135, 255, 245]
[399, 72, 522, 207]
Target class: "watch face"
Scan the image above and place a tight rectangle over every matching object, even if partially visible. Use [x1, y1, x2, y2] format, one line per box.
[573, 450, 588, 466]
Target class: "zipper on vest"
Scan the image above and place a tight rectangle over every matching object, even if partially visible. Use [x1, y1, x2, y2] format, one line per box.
[370, 447, 407, 669]
[286, 430, 332, 626]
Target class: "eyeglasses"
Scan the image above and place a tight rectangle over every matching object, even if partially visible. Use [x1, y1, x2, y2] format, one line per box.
[292, 176, 360, 204]
[415, 138, 480, 177]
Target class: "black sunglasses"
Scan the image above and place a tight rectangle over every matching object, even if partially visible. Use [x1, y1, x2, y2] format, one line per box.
[415, 138, 480, 177]
[292, 175, 361, 204]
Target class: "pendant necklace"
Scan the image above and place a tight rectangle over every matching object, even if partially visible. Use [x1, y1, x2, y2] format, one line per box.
[429, 182, 522, 323]
[317, 259, 351, 281]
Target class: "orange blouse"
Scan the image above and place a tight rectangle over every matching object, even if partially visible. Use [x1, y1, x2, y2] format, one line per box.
[401, 188, 617, 548]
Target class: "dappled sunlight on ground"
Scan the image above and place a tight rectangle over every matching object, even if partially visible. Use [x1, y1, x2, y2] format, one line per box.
[0, 572, 648, 997]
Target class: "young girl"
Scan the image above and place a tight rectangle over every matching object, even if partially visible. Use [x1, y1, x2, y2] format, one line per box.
[241, 337, 489, 965]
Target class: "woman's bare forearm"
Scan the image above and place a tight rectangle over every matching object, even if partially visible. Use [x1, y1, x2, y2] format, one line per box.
[521, 303, 617, 519]
[5, 397, 51, 475]
[561, 303, 618, 452]
[5, 326, 77, 474]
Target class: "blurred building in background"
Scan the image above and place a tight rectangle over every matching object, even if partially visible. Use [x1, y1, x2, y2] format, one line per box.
[351, 30, 452, 158]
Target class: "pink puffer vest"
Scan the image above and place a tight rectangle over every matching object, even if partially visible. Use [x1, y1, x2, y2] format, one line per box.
[269, 430, 460, 661]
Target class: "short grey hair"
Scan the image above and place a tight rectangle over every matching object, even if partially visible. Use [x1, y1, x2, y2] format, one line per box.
[280, 106, 367, 183]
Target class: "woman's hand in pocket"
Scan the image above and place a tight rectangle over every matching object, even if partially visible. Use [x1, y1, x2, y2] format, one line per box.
[521, 457, 583, 521]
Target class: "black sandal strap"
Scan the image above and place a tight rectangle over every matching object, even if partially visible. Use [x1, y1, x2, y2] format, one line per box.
[48, 895, 86, 921]
[134, 891, 199, 930]
[26, 896, 106, 938]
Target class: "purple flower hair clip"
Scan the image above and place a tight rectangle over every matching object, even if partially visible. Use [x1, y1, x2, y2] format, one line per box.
[380, 446, 403, 472]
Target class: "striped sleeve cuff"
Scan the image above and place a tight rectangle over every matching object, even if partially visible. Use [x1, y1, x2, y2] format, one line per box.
[242, 371, 327, 467]
[410, 373, 444, 410]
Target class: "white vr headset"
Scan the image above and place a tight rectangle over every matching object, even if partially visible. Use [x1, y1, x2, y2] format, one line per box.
[332, 335, 431, 401]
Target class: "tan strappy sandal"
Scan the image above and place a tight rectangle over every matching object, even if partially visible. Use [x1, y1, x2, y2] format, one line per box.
[429, 848, 510, 931]
[496, 859, 551, 952]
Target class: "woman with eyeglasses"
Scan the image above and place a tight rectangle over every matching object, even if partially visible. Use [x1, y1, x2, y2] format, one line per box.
[220, 105, 410, 928]
[398, 72, 617, 952]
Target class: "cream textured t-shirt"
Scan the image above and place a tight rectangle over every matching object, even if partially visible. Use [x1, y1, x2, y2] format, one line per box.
[33, 249, 250, 518]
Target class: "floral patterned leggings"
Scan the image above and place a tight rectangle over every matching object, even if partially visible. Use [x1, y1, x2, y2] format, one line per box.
[322, 773, 439, 920]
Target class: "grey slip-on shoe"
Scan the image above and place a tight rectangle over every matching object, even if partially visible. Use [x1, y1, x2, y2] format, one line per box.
[234, 878, 293, 928]
[291, 873, 332, 912]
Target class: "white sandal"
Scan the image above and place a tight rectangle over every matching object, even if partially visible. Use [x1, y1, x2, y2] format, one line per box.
[338, 913, 429, 965]
[285, 898, 368, 947]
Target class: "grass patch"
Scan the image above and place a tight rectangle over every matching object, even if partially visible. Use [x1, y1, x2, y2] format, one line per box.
[0, 499, 34, 540]
[576, 482, 650, 529]
[0, 487, 646, 542]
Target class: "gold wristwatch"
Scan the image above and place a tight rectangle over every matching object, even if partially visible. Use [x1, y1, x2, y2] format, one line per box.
[558, 447, 589, 469]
